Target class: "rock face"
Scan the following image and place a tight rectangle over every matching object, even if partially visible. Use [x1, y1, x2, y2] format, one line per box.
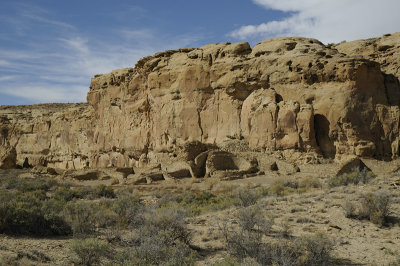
[0, 103, 93, 169]
[1, 33, 400, 170]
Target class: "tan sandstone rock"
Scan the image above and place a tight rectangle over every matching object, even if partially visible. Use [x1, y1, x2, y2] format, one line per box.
[0, 146, 16, 169]
[337, 157, 372, 176]
[1, 34, 400, 171]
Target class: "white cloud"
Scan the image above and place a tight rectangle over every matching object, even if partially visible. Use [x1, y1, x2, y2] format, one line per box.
[59, 37, 90, 54]
[230, 0, 400, 43]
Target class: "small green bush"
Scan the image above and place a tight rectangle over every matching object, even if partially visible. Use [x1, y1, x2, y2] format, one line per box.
[328, 167, 375, 187]
[70, 238, 113, 265]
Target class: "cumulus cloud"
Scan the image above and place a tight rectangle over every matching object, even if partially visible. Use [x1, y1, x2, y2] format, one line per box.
[230, 0, 400, 43]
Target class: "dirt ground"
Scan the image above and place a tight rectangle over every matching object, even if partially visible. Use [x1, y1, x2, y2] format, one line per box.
[1, 158, 400, 265]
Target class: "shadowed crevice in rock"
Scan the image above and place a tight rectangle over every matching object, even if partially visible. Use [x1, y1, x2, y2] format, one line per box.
[314, 114, 336, 159]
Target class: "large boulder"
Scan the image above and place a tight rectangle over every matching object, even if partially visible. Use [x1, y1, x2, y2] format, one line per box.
[205, 151, 258, 179]
[162, 161, 192, 179]
[337, 157, 372, 176]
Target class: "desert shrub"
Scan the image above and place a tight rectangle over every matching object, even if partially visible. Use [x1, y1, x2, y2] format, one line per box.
[296, 217, 315, 224]
[236, 206, 273, 233]
[125, 204, 196, 265]
[142, 205, 191, 244]
[359, 192, 391, 226]
[0, 189, 71, 236]
[93, 201, 119, 229]
[132, 237, 196, 266]
[296, 233, 334, 265]
[70, 238, 113, 265]
[225, 233, 333, 266]
[328, 167, 375, 187]
[92, 184, 116, 198]
[111, 193, 144, 227]
[342, 192, 391, 226]
[64, 201, 97, 237]
[299, 177, 322, 189]
[268, 179, 300, 196]
[0, 250, 51, 266]
[174, 191, 218, 213]
[222, 206, 274, 263]
[342, 200, 357, 218]
[157, 191, 234, 215]
[232, 188, 259, 207]
[221, 206, 334, 265]
[213, 257, 242, 266]
[5, 177, 57, 192]
[268, 182, 286, 196]
[279, 219, 292, 238]
[53, 185, 86, 201]
[40, 198, 72, 235]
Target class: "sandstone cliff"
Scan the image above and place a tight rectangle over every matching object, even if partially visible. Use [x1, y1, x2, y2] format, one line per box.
[0, 104, 93, 169]
[1, 33, 400, 170]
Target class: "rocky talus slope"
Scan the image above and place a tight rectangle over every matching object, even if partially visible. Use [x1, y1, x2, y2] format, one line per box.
[1, 33, 400, 172]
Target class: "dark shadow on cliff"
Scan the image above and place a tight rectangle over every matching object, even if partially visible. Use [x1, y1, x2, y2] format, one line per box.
[314, 114, 336, 158]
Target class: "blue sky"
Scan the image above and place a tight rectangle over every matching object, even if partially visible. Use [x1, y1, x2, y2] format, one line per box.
[1, 0, 400, 105]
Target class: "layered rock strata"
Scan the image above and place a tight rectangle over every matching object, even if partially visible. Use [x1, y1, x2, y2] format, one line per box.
[1, 33, 400, 171]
